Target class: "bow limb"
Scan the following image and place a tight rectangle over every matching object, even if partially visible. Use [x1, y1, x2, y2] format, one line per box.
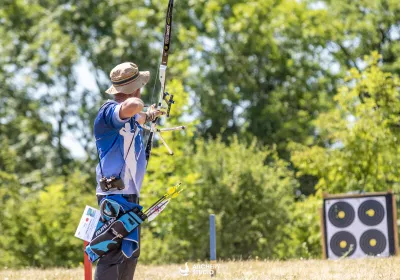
[145, 0, 174, 165]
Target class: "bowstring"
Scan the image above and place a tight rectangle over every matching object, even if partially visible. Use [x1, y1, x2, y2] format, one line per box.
[149, 56, 160, 108]
[144, 38, 162, 151]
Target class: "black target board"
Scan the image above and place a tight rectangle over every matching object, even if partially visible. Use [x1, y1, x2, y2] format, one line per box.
[360, 229, 387, 255]
[328, 201, 355, 228]
[321, 192, 398, 259]
[358, 200, 385, 226]
[330, 231, 357, 257]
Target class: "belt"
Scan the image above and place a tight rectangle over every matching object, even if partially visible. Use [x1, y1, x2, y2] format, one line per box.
[97, 194, 139, 204]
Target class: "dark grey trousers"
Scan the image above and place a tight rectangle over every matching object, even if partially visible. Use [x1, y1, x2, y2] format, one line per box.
[94, 194, 140, 280]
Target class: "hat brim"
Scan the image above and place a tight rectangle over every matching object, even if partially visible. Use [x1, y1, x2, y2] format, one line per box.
[105, 71, 150, 95]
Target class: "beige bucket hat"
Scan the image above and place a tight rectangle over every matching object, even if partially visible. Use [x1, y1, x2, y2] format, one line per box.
[105, 62, 150, 95]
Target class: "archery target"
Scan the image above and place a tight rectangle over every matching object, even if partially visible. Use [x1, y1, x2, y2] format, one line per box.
[358, 200, 385, 226]
[330, 231, 357, 257]
[359, 229, 387, 255]
[323, 194, 395, 260]
[328, 201, 355, 228]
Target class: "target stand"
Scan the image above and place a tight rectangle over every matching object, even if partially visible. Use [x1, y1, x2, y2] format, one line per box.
[320, 191, 398, 259]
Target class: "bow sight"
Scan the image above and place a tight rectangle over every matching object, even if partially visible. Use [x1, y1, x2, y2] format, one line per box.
[163, 92, 174, 117]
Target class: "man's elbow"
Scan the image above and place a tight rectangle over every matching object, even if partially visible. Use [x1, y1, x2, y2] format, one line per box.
[120, 99, 144, 119]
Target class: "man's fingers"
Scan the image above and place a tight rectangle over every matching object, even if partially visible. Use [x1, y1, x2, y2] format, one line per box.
[156, 109, 166, 116]
[149, 104, 166, 116]
[145, 108, 167, 123]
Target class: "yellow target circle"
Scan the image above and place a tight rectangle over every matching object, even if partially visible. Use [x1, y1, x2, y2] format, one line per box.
[369, 239, 377, 247]
[339, 240, 347, 248]
[366, 209, 375, 217]
[338, 211, 345, 219]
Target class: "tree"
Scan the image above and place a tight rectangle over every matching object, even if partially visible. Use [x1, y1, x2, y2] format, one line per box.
[179, 0, 400, 161]
[291, 52, 400, 193]
[320, 0, 400, 75]
[184, 0, 338, 154]
[0, 88, 59, 187]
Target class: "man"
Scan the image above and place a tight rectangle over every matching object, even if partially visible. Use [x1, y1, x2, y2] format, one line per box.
[93, 62, 163, 280]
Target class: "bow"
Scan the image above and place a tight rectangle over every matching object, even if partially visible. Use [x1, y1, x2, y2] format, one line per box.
[142, 0, 186, 222]
[144, 0, 185, 164]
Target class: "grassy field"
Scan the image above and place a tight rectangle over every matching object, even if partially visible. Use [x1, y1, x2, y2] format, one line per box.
[1, 257, 400, 280]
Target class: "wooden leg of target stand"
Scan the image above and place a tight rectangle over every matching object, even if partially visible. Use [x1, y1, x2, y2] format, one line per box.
[84, 241, 92, 280]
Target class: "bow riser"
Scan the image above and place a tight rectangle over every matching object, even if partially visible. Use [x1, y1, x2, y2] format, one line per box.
[158, 65, 167, 108]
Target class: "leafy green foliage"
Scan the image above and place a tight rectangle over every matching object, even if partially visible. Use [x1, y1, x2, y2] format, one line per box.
[291, 53, 400, 193]
[278, 195, 322, 259]
[140, 137, 297, 263]
[0, 171, 96, 267]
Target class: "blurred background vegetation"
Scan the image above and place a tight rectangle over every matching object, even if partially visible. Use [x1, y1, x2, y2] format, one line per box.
[1, 0, 400, 267]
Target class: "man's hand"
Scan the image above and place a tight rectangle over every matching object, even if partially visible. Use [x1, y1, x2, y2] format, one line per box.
[145, 104, 166, 123]
[136, 104, 165, 125]
[119, 97, 144, 119]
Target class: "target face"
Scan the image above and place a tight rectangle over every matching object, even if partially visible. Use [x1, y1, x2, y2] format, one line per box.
[360, 229, 387, 255]
[358, 200, 385, 226]
[328, 201, 355, 228]
[330, 231, 357, 257]
[324, 194, 393, 259]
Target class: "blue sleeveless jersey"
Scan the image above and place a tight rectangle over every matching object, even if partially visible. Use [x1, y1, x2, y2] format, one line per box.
[94, 100, 146, 196]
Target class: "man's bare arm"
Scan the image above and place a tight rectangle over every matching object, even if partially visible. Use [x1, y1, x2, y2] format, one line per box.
[119, 97, 144, 119]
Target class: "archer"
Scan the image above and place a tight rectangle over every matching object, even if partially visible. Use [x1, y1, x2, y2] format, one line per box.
[93, 62, 163, 280]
